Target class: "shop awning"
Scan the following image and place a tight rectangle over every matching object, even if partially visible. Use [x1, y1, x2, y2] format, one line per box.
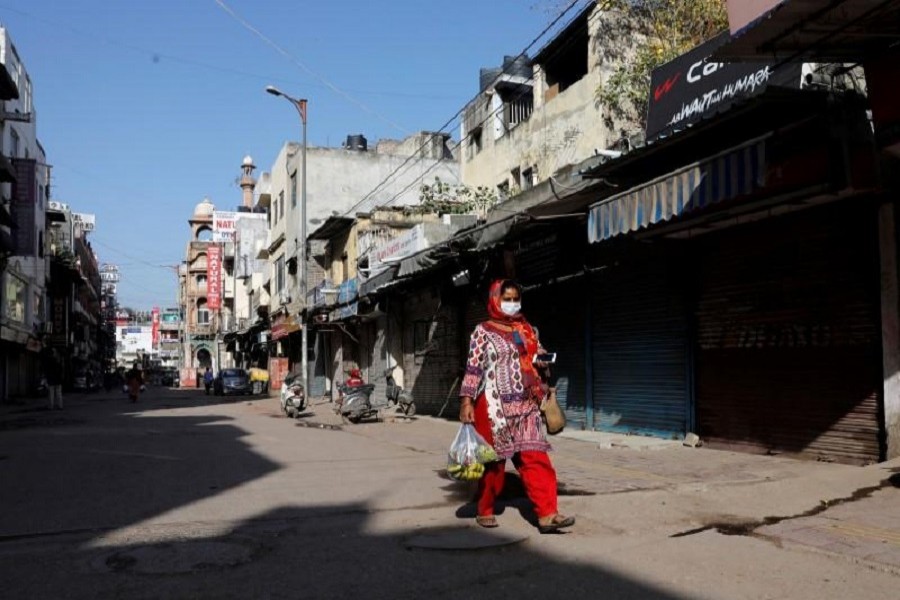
[715, 0, 900, 62]
[359, 264, 397, 297]
[588, 138, 767, 243]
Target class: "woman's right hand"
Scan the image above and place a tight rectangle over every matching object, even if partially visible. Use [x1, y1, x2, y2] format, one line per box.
[459, 397, 475, 423]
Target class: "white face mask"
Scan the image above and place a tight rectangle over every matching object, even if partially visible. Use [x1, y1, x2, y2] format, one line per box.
[500, 301, 521, 317]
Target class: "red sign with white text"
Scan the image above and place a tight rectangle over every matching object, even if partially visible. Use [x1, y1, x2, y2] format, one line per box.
[207, 245, 222, 311]
[151, 307, 160, 348]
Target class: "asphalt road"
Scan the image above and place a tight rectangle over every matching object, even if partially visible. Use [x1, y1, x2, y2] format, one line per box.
[0, 386, 897, 599]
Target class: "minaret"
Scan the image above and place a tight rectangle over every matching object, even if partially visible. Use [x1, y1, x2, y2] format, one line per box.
[240, 155, 256, 208]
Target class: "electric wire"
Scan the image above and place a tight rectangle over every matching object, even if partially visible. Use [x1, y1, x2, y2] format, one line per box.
[213, 0, 410, 134]
[340, 0, 588, 217]
[369, 5, 601, 212]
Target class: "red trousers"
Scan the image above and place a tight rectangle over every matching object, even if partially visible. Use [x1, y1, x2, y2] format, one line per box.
[473, 395, 558, 519]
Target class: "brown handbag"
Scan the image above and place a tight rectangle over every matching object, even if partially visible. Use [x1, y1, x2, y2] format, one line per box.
[541, 387, 566, 435]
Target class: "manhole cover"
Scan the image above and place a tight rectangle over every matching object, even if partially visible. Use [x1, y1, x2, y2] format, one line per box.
[102, 539, 263, 574]
[405, 527, 528, 551]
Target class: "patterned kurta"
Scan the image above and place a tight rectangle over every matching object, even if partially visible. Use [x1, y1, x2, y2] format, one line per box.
[460, 322, 550, 458]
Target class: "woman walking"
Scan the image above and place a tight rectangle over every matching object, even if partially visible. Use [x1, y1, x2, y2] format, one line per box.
[459, 279, 574, 533]
[125, 363, 143, 403]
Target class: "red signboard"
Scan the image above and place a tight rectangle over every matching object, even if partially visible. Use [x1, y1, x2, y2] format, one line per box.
[151, 307, 160, 348]
[207, 245, 222, 311]
[268, 357, 289, 391]
[180, 368, 197, 388]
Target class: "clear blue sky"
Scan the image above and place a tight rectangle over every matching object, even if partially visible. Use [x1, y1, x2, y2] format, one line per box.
[1, 0, 579, 309]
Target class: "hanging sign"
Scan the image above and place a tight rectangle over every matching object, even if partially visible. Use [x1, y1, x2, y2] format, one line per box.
[207, 245, 222, 310]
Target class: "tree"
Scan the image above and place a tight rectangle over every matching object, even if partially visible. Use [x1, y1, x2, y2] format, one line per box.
[595, 0, 728, 122]
[417, 177, 498, 217]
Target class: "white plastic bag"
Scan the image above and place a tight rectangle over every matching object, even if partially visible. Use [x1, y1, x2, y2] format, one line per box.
[446, 423, 499, 481]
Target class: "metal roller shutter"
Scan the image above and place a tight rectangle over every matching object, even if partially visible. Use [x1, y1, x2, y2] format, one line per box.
[362, 317, 388, 401]
[695, 203, 882, 464]
[591, 248, 690, 438]
[527, 280, 590, 430]
[403, 290, 461, 415]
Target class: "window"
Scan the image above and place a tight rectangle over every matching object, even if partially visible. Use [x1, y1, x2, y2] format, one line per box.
[497, 181, 510, 202]
[542, 19, 589, 98]
[279, 191, 285, 219]
[196, 274, 207, 290]
[273, 198, 279, 225]
[501, 91, 533, 130]
[275, 255, 285, 294]
[468, 126, 483, 158]
[290, 172, 297, 208]
[38, 231, 44, 258]
[510, 168, 521, 191]
[4, 273, 27, 323]
[197, 299, 210, 325]
[196, 227, 213, 242]
[522, 167, 534, 191]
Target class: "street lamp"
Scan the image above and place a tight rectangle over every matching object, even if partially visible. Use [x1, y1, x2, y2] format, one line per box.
[266, 85, 309, 399]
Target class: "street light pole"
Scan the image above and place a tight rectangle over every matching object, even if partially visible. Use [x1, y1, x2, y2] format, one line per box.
[266, 86, 309, 398]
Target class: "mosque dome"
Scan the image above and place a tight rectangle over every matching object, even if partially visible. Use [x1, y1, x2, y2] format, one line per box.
[193, 197, 215, 218]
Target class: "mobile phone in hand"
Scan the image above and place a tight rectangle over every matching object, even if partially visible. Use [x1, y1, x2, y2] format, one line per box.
[534, 353, 557, 364]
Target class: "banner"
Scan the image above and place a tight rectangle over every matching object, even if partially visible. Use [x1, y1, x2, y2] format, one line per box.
[207, 244, 222, 310]
[151, 307, 160, 348]
[268, 357, 289, 391]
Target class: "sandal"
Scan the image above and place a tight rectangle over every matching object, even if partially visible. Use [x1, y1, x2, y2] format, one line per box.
[538, 514, 575, 534]
[475, 515, 499, 528]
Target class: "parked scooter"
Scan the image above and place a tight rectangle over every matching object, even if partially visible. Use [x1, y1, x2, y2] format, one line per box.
[280, 374, 306, 418]
[385, 366, 416, 416]
[337, 366, 415, 423]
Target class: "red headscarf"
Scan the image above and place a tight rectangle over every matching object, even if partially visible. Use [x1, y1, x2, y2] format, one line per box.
[486, 280, 544, 401]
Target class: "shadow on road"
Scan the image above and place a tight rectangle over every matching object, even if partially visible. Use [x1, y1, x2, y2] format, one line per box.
[4, 503, 690, 599]
[1, 387, 690, 598]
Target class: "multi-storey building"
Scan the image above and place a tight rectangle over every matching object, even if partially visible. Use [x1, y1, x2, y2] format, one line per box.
[0, 26, 53, 400]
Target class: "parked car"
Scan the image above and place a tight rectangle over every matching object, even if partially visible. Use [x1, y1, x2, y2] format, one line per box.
[214, 368, 251, 396]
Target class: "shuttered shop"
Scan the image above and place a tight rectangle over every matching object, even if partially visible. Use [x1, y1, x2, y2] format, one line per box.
[528, 280, 590, 430]
[591, 247, 690, 438]
[403, 290, 461, 415]
[361, 316, 389, 401]
[694, 203, 882, 464]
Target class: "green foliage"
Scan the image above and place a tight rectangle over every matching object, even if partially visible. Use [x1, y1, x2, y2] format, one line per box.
[595, 0, 728, 122]
[417, 177, 498, 215]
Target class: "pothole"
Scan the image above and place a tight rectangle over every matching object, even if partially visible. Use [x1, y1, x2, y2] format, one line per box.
[99, 538, 266, 575]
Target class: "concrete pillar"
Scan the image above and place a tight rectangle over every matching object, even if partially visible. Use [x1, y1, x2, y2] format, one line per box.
[879, 201, 900, 459]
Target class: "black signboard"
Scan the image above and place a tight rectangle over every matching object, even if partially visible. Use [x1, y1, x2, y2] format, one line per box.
[10, 158, 36, 256]
[646, 32, 803, 141]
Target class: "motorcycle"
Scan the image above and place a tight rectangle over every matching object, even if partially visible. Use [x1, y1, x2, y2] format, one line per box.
[280, 374, 307, 418]
[336, 366, 415, 423]
[385, 366, 416, 416]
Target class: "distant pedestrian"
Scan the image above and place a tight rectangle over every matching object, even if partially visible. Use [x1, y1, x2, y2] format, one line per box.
[459, 279, 574, 533]
[203, 367, 214, 395]
[125, 362, 143, 403]
[42, 349, 64, 410]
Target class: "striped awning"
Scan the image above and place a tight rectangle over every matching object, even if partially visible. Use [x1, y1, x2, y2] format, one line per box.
[588, 139, 767, 244]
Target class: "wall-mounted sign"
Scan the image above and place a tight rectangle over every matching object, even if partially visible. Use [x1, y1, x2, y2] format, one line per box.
[151, 307, 160, 348]
[213, 211, 238, 242]
[207, 244, 222, 310]
[369, 225, 428, 273]
[73, 213, 96, 232]
[646, 32, 802, 141]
